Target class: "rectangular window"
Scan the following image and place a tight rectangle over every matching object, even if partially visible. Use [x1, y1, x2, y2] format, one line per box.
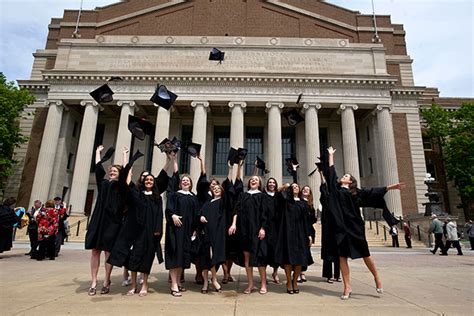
[282, 127, 296, 177]
[179, 125, 193, 174]
[423, 137, 433, 150]
[212, 126, 230, 175]
[67, 153, 74, 170]
[245, 127, 264, 176]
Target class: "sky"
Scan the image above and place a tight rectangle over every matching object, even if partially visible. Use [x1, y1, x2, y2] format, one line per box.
[0, 0, 472, 97]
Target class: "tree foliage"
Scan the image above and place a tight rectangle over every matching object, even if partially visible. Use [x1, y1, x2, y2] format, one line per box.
[421, 103, 474, 220]
[0, 72, 35, 191]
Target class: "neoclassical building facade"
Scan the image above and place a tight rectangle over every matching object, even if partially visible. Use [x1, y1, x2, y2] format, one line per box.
[8, 0, 428, 216]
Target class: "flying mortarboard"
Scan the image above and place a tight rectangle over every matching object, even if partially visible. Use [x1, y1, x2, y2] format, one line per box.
[282, 109, 304, 127]
[129, 149, 144, 166]
[184, 142, 202, 158]
[156, 137, 181, 153]
[255, 156, 270, 174]
[285, 157, 299, 172]
[128, 115, 154, 141]
[150, 85, 178, 110]
[209, 48, 225, 62]
[99, 146, 115, 164]
[90, 84, 114, 104]
[227, 147, 248, 165]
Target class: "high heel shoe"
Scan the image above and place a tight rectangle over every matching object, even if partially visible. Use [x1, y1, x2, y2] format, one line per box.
[376, 288, 383, 294]
[340, 291, 352, 300]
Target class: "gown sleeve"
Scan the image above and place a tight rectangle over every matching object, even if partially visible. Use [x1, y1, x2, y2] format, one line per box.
[168, 172, 180, 193]
[155, 169, 170, 194]
[234, 178, 244, 197]
[357, 187, 399, 227]
[196, 172, 210, 205]
[94, 162, 106, 191]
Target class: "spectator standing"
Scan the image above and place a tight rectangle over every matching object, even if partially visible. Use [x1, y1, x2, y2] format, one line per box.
[36, 200, 59, 260]
[0, 198, 20, 254]
[403, 223, 412, 248]
[390, 225, 399, 248]
[53, 197, 68, 257]
[26, 200, 43, 258]
[429, 215, 446, 255]
[444, 218, 463, 256]
[464, 220, 474, 250]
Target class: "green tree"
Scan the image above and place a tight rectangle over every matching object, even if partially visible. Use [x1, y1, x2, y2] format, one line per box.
[421, 103, 474, 221]
[0, 72, 35, 192]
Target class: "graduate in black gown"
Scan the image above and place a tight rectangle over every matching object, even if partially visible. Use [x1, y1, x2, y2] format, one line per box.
[232, 173, 269, 295]
[85, 146, 128, 296]
[108, 153, 171, 297]
[325, 146, 404, 299]
[300, 184, 317, 283]
[0, 198, 20, 255]
[165, 154, 200, 297]
[275, 164, 314, 294]
[263, 177, 282, 285]
[196, 183, 230, 294]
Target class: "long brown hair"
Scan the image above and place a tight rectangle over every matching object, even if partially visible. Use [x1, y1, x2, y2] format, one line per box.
[302, 185, 314, 207]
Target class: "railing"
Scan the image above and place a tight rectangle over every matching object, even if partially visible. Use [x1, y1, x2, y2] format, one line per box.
[367, 217, 432, 247]
[65, 215, 90, 242]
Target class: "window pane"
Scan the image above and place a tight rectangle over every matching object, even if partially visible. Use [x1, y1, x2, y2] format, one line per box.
[213, 126, 230, 175]
[179, 125, 193, 174]
[245, 127, 263, 176]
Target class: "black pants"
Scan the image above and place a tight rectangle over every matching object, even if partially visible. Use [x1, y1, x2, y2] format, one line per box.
[37, 237, 56, 260]
[444, 240, 463, 255]
[432, 233, 445, 254]
[391, 235, 399, 247]
[404, 235, 412, 248]
[28, 228, 39, 257]
[322, 259, 340, 279]
[55, 231, 63, 257]
[469, 237, 474, 250]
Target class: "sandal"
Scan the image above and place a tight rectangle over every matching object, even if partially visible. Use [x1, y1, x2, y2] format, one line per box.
[170, 289, 182, 297]
[259, 288, 268, 295]
[100, 281, 111, 295]
[201, 288, 208, 294]
[178, 286, 187, 292]
[243, 287, 254, 294]
[88, 287, 97, 296]
[138, 290, 148, 297]
[222, 277, 228, 284]
[272, 272, 281, 285]
[126, 288, 137, 296]
[227, 276, 235, 282]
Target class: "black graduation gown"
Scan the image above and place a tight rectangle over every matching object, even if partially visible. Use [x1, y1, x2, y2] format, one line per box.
[356, 187, 399, 227]
[196, 198, 226, 270]
[164, 174, 200, 270]
[85, 162, 128, 251]
[275, 189, 314, 267]
[326, 166, 370, 259]
[264, 192, 281, 268]
[108, 169, 168, 274]
[234, 190, 268, 267]
[0, 205, 20, 253]
[320, 183, 339, 262]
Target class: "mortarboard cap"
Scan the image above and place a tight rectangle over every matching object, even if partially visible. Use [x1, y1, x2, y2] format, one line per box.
[150, 85, 177, 110]
[255, 156, 270, 174]
[128, 115, 154, 141]
[283, 109, 304, 127]
[90, 84, 114, 104]
[296, 93, 303, 105]
[99, 146, 115, 164]
[184, 142, 202, 158]
[227, 147, 238, 165]
[209, 48, 225, 62]
[129, 150, 144, 166]
[236, 147, 248, 162]
[156, 137, 181, 153]
[285, 157, 299, 172]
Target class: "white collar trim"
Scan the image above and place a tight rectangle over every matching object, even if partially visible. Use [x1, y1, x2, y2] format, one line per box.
[178, 190, 192, 195]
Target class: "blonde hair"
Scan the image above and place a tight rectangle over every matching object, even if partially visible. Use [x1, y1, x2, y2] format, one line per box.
[45, 200, 55, 208]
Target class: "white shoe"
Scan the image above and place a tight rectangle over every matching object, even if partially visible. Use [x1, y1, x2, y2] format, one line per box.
[122, 278, 132, 287]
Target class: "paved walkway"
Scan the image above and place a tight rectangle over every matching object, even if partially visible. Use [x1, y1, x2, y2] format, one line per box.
[0, 242, 473, 315]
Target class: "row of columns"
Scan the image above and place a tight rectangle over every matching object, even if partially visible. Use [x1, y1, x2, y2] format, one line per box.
[29, 100, 402, 216]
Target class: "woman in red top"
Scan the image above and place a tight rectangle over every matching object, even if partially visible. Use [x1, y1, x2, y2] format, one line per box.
[36, 200, 59, 260]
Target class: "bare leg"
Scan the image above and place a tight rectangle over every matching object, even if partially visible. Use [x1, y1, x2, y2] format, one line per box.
[223, 259, 234, 282]
[139, 273, 149, 296]
[272, 266, 281, 284]
[169, 268, 182, 296]
[258, 266, 267, 293]
[284, 265, 293, 292]
[211, 267, 221, 291]
[126, 271, 138, 295]
[90, 249, 101, 288]
[363, 256, 382, 291]
[122, 267, 129, 282]
[339, 257, 351, 295]
[103, 251, 113, 287]
[201, 269, 209, 291]
[243, 251, 254, 293]
[292, 266, 302, 292]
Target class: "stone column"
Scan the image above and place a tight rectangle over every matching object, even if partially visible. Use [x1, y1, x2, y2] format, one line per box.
[114, 101, 136, 164]
[29, 100, 64, 207]
[376, 104, 403, 217]
[229, 102, 247, 180]
[339, 104, 360, 183]
[152, 106, 171, 176]
[189, 101, 209, 185]
[265, 102, 284, 185]
[303, 103, 322, 199]
[69, 100, 100, 214]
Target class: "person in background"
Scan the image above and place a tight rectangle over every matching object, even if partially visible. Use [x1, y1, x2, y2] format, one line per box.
[36, 200, 59, 261]
[390, 225, 399, 248]
[26, 200, 43, 258]
[53, 196, 68, 257]
[429, 214, 446, 255]
[403, 222, 412, 248]
[0, 198, 20, 255]
[443, 218, 463, 256]
[464, 220, 474, 250]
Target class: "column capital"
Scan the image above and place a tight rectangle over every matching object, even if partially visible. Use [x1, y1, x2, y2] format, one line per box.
[302, 103, 322, 111]
[376, 104, 392, 112]
[44, 100, 64, 107]
[80, 100, 103, 111]
[265, 102, 284, 112]
[117, 100, 136, 108]
[228, 101, 247, 112]
[191, 101, 210, 112]
[339, 103, 358, 111]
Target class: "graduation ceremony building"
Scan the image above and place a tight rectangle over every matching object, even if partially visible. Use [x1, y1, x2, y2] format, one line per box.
[8, 0, 433, 218]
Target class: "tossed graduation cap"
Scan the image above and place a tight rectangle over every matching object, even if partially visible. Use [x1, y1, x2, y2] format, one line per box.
[285, 156, 299, 172]
[90, 84, 114, 104]
[296, 93, 303, 105]
[184, 142, 202, 158]
[283, 109, 304, 127]
[308, 161, 324, 177]
[99, 146, 115, 164]
[156, 137, 181, 153]
[236, 147, 248, 162]
[209, 48, 225, 63]
[128, 115, 154, 141]
[227, 147, 238, 165]
[150, 85, 178, 110]
[255, 156, 270, 174]
[227, 147, 248, 165]
[129, 149, 144, 166]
